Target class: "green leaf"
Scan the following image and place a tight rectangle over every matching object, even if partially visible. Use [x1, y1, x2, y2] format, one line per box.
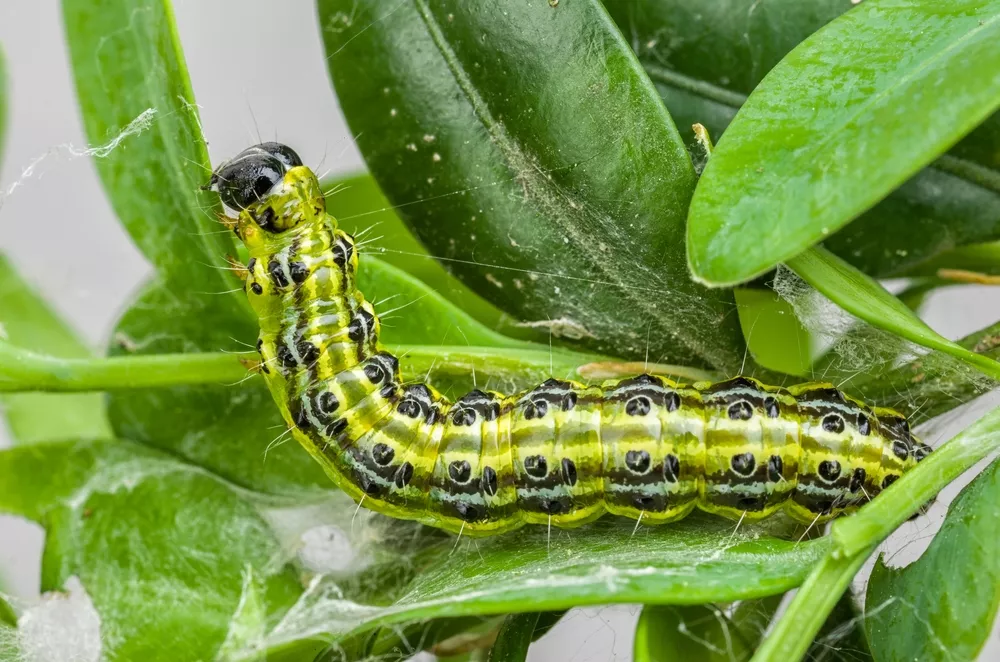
[866, 457, 1000, 662]
[319, 0, 752, 374]
[634, 597, 782, 662]
[487, 613, 542, 662]
[0, 439, 302, 660]
[0, 255, 111, 444]
[62, 0, 246, 306]
[65, 0, 265, 488]
[734, 288, 812, 377]
[0, 597, 17, 662]
[786, 247, 1000, 381]
[247, 517, 826, 656]
[106, 278, 332, 497]
[327, 173, 517, 335]
[613, 0, 1000, 281]
[359, 257, 529, 349]
[0, 596, 13, 629]
[685, 0, 1000, 285]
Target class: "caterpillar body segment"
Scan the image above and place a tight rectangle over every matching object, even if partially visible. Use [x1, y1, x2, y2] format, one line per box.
[210, 143, 932, 537]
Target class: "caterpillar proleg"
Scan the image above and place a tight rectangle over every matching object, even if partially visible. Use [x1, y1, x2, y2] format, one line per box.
[208, 143, 931, 536]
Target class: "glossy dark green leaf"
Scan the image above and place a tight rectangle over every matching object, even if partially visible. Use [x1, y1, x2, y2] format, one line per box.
[319, 0, 751, 373]
[248, 516, 826, 656]
[787, 248, 1000, 380]
[866, 457, 1000, 662]
[634, 597, 782, 662]
[0, 255, 111, 444]
[687, 0, 1000, 286]
[0, 439, 302, 660]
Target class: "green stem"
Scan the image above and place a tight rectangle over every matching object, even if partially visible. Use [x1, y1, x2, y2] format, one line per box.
[0, 342, 249, 392]
[0, 341, 606, 393]
[751, 550, 872, 662]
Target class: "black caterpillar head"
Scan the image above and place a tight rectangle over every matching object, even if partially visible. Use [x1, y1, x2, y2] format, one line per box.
[206, 143, 325, 234]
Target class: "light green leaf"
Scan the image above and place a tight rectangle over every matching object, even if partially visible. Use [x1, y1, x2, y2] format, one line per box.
[249, 517, 827, 656]
[0, 255, 111, 444]
[634, 597, 782, 662]
[866, 457, 1000, 662]
[735, 288, 812, 377]
[786, 247, 1000, 380]
[607, 0, 1000, 280]
[0, 439, 302, 661]
[62, 0, 246, 307]
[687, 0, 1000, 285]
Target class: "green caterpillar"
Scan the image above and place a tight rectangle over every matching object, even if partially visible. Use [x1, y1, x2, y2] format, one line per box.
[208, 143, 931, 536]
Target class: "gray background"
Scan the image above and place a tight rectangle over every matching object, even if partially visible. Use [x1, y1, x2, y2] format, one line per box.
[0, 2, 997, 660]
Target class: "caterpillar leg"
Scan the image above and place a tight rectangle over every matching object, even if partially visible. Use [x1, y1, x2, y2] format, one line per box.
[239, 356, 264, 374]
[225, 254, 250, 281]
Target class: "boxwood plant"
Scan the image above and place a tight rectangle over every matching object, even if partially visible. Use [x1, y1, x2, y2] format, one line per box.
[1, 1, 999, 660]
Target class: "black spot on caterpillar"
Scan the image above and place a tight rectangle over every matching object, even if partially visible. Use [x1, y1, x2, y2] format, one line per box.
[210, 143, 933, 536]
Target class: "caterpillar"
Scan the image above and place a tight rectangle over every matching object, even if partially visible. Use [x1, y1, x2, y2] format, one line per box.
[208, 142, 932, 537]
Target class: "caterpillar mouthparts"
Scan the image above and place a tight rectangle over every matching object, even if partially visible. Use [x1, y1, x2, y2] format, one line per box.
[211, 142, 931, 536]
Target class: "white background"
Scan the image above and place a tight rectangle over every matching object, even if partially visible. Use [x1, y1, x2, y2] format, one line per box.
[0, 2, 998, 660]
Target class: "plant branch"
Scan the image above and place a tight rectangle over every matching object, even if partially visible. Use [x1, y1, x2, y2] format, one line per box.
[0, 341, 606, 393]
[0, 342, 250, 392]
